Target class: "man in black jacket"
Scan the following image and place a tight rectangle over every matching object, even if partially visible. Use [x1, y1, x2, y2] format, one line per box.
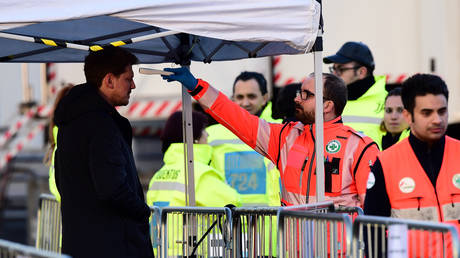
[54, 47, 154, 258]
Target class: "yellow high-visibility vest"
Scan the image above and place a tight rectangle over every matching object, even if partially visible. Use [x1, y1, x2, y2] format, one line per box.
[206, 103, 282, 207]
[146, 143, 241, 208]
[342, 75, 387, 148]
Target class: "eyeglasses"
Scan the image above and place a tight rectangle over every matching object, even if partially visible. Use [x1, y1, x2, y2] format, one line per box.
[329, 66, 361, 75]
[296, 89, 315, 100]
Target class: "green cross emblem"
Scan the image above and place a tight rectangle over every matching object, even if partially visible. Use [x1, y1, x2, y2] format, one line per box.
[326, 140, 341, 154]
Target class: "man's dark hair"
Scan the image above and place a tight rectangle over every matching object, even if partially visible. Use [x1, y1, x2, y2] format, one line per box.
[160, 111, 208, 153]
[321, 73, 348, 116]
[84, 46, 138, 88]
[233, 71, 268, 95]
[401, 74, 449, 114]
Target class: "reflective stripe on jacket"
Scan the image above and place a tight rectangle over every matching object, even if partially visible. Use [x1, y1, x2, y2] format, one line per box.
[342, 75, 387, 148]
[146, 143, 241, 207]
[194, 79, 379, 207]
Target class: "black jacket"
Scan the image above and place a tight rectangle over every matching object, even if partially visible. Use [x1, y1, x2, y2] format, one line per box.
[54, 83, 154, 258]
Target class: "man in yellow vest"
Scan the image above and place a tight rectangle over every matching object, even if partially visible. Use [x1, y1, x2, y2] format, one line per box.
[364, 74, 459, 257]
[324, 41, 387, 148]
[206, 71, 282, 207]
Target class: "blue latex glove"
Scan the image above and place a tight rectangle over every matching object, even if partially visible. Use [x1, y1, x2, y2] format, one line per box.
[162, 67, 198, 91]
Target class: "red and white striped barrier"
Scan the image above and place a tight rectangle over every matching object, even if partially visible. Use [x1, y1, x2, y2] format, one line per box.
[272, 56, 299, 87]
[272, 56, 305, 87]
[0, 105, 52, 148]
[385, 73, 408, 84]
[118, 99, 182, 120]
[0, 121, 46, 170]
[46, 63, 58, 96]
[132, 126, 163, 137]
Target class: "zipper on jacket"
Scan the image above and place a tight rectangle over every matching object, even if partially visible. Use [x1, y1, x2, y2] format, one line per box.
[298, 156, 308, 193]
[434, 188, 443, 221]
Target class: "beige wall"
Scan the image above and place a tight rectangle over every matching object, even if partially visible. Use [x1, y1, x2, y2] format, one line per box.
[274, 0, 460, 122]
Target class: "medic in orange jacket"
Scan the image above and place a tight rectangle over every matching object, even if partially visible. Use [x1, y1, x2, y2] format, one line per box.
[162, 69, 379, 207]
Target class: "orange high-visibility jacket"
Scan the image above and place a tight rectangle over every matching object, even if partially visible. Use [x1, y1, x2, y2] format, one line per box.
[380, 136, 460, 229]
[194, 79, 379, 207]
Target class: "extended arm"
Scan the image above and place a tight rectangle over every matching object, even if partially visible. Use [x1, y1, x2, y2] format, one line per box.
[162, 67, 285, 164]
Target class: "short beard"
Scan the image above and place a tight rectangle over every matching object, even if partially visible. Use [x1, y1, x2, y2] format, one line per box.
[295, 108, 315, 125]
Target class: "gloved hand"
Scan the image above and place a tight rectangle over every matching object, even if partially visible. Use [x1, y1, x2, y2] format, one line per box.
[162, 67, 198, 91]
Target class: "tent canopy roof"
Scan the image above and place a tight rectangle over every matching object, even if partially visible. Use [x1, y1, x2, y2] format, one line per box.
[0, 0, 321, 63]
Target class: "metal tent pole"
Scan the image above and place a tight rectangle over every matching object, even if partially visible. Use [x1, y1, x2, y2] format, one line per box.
[313, 39, 325, 203]
[181, 66, 196, 207]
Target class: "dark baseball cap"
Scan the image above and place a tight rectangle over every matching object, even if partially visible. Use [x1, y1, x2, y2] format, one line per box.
[323, 41, 375, 69]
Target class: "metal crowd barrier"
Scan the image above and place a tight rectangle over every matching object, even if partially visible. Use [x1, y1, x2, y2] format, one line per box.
[159, 206, 232, 258]
[36, 194, 61, 253]
[352, 215, 460, 258]
[0, 239, 69, 258]
[278, 206, 353, 258]
[231, 206, 278, 258]
[334, 206, 364, 217]
[231, 202, 335, 258]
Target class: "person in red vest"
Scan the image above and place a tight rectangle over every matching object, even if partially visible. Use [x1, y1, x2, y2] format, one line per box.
[364, 73, 460, 257]
[161, 68, 379, 208]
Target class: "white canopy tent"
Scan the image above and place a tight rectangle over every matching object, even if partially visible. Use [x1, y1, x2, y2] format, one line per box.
[0, 0, 326, 206]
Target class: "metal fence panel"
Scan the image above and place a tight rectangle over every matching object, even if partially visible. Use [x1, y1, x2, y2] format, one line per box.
[231, 201, 335, 258]
[352, 215, 460, 258]
[36, 194, 61, 253]
[0, 239, 69, 258]
[278, 208, 353, 258]
[334, 206, 364, 217]
[159, 206, 232, 258]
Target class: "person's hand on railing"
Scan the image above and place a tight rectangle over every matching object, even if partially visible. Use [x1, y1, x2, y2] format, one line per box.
[161, 67, 198, 91]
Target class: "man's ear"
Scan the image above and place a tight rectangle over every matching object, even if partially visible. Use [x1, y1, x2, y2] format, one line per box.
[403, 109, 412, 125]
[263, 93, 269, 105]
[357, 66, 368, 79]
[102, 73, 114, 89]
[323, 99, 334, 115]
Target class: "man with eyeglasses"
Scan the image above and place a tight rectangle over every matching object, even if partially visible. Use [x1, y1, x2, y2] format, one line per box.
[324, 41, 387, 149]
[160, 68, 379, 208]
